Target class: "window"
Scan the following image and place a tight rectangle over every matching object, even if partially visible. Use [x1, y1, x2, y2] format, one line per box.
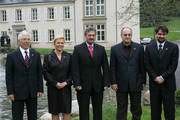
[96, 24, 105, 41]
[32, 30, 38, 42]
[48, 8, 54, 20]
[85, 24, 94, 29]
[31, 8, 38, 21]
[64, 29, 70, 41]
[15, 9, 22, 21]
[48, 30, 54, 41]
[64, 7, 70, 19]
[1, 31, 7, 36]
[1, 10, 7, 22]
[85, 0, 94, 16]
[96, 0, 104, 16]
[85, 24, 105, 41]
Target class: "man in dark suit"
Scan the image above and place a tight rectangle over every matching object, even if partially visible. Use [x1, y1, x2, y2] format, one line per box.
[6, 30, 43, 120]
[72, 27, 110, 120]
[110, 27, 146, 120]
[145, 25, 179, 120]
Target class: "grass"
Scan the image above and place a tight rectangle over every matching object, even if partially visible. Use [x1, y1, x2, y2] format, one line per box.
[140, 17, 180, 41]
[71, 105, 180, 120]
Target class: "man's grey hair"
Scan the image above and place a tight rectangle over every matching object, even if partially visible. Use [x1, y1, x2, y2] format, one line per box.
[18, 30, 31, 40]
[121, 27, 133, 34]
[84, 27, 96, 36]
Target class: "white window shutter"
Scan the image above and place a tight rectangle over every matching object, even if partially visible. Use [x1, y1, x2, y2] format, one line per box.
[12, 9, 15, 22]
[54, 7, 57, 20]
[22, 8, 25, 21]
[6, 9, 9, 22]
[44, 7, 47, 20]
[28, 8, 31, 21]
[37, 8, 41, 20]
[70, 29, 73, 41]
[38, 30, 40, 42]
[59, 7, 63, 19]
[70, 6, 73, 19]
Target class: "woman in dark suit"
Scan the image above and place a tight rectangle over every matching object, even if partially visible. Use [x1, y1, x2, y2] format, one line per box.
[43, 37, 72, 120]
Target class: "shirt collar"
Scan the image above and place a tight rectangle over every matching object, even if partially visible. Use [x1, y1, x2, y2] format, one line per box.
[19, 47, 30, 55]
[156, 40, 165, 49]
[86, 42, 94, 48]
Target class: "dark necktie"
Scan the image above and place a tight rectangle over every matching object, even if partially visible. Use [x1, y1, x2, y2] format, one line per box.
[25, 51, 30, 68]
[89, 45, 93, 57]
[159, 44, 163, 56]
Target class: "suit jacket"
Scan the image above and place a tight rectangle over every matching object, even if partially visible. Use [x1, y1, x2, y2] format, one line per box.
[6, 48, 43, 100]
[145, 40, 179, 93]
[110, 42, 146, 92]
[72, 42, 110, 93]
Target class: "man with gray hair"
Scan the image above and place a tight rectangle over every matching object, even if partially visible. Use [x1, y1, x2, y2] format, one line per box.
[6, 30, 43, 120]
[72, 27, 110, 120]
[110, 27, 146, 120]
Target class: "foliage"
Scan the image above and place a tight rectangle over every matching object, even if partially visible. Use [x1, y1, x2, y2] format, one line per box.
[140, 17, 180, 41]
[140, 0, 180, 27]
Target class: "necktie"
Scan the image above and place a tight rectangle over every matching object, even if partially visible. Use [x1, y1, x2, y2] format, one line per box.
[159, 44, 163, 56]
[89, 45, 93, 57]
[25, 51, 30, 68]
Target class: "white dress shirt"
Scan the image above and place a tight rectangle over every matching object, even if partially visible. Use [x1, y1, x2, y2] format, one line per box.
[19, 47, 30, 60]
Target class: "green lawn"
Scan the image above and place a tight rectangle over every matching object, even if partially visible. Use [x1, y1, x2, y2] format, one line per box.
[140, 17, 180, 41]
[71, 105, 180, 120]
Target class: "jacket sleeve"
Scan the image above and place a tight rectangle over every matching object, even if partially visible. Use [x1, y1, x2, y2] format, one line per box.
[139, 45, 146, 84]
[102, 47, 110, 87]
[6, 53, 14, 95]
[161, 45, 179, 80]
[144, 45, 158, 81]
[65, 54, 72, 86]
[37, 52, 44, 92]
[43, 54, 57, 87]
[110, 47, 117, 85]
[72, 46, 81, 87]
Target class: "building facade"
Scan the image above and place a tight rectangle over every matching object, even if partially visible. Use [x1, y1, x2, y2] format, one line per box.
[0, 0, 140, 49]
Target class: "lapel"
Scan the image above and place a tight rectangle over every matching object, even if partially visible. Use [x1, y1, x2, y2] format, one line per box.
[161, 41, 168, 58]
[129, 42, 137, 59]
[82, 42, 93, 59]
[151, 41, 159, 57]
[119, 43, 129, 60]
[29, 49, 35, 67]
[16, 48, 26, 67]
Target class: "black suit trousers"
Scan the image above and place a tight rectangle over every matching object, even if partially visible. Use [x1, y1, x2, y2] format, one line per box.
[12, 97, 37, 120]
[150, 88, 175, 120]
[77, 90, 103, 120]
[116, 91, 142, 120]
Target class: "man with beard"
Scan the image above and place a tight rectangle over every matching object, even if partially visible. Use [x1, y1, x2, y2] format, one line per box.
[145, 25, 179, 120]
[72, 27, 110, 120]
[110, 27, 146, 120]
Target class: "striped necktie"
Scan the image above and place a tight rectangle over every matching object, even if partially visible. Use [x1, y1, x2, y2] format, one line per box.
[25, 51, 30, 68]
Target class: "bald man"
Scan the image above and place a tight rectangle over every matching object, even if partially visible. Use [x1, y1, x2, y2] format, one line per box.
[110, 27, 146, 120]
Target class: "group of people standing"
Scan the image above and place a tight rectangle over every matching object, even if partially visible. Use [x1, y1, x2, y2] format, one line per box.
[5, 25, 179, 120]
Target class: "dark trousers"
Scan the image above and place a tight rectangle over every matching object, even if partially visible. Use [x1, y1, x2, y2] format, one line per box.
[150, 89, 175, 120]
[12, 97, 37, 120]
[116, 92, 142, 120]
[77, 91, 103, 120]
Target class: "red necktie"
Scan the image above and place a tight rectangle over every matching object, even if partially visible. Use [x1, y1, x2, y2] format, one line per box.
[89, 45, 93, 57]
[25, 51, 30, 68]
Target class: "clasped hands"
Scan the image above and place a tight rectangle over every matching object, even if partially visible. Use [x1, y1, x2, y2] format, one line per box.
[155, 76, 164, 84]
[75, 86, 108, 91]
[56, 82, 67, 89]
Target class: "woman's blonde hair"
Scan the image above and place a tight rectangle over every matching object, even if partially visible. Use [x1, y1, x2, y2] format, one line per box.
[53, 37, 65, 44]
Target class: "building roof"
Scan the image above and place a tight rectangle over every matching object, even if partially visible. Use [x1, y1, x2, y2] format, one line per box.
[0, 0, 74, 5]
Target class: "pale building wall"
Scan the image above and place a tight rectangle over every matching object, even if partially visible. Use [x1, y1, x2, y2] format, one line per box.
[0, 0, 140, 49]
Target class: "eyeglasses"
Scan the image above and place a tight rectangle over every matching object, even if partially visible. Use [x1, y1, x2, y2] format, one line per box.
[21, 38, 30, 41]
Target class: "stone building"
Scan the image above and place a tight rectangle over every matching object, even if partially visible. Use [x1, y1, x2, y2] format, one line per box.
[0, 0, 140, 49]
